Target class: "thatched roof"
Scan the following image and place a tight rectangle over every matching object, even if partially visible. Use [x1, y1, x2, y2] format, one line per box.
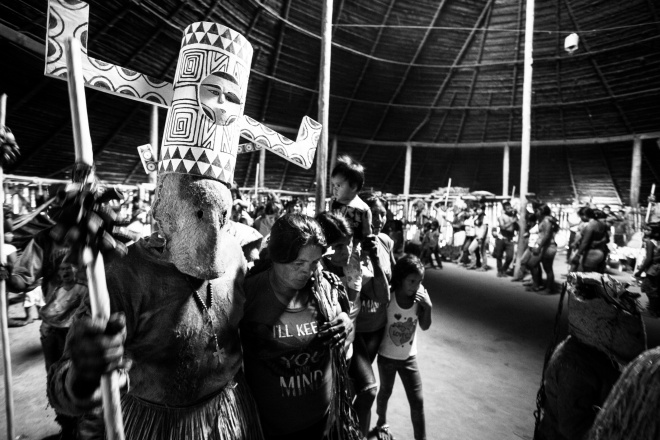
[2, 0, 659, 204]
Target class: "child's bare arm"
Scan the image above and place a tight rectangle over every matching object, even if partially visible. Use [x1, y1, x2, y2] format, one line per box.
[415, 286, 433, 330]
[363, 208, 373, 238]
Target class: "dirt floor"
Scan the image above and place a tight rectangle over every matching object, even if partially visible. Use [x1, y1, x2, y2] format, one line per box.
[1, 251, 659, 440]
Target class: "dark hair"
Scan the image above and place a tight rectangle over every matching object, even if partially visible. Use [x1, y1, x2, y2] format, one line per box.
[583, 207, 596, 219]
[315, 211, 353, 245]
[331, 155, 365, 191]
[362, 192, 387, 210]
[230, 181, 242, 200]
[267, 213, 327, 264]
[264, 200, 282, 216]
[649, 222, 660, 239]
[536, 204, 552, 217]
[423, 221, 432, 229]
[285, 198, 302, 213]
[431, 220, 439, 228]
[391, 254, 425, 289]
[594, 209, 607, 220]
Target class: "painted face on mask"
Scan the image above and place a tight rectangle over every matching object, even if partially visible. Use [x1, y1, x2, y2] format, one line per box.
[199, 72, 242, 126]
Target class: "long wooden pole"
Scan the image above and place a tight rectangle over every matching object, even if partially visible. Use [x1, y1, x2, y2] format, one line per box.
[646, 183, 656, 223]
[403, 143, 412, 222]
[0, 92, 16, 440]
[315, 0, 333, 215]
[630, 136, 642, 209]
[514, 0, 535, 279]
[254, 163, 259, 201]
[258, 149, 266, 192]
[503, 143, 510, 197]
[65, 37, 125, 440]
[149, 106, 158, 232]
[444, 178, 452, 208]
[329, 137, 338, 177]
[149, 106, 158, 185]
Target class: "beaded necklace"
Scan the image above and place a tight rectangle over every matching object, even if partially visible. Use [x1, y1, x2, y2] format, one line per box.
[192, 281, 223, 367]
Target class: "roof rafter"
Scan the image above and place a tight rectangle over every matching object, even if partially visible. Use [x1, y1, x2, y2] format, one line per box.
[555, 0, 566, 139]
[48, 104, 144, 178]
[409, 0, 494, 143]
[564, 0, 634, 133]
[482, 93, 494, 142]
[599, 145, 622, 204]
[259, 0, 292, 121]
[8, 78, 49, 114]
[431, 92, 457, 143]
[646, 0, 660, 32]
[565, 146, 579, 201]
[238, 3, 265, 189]
[364, 0, 450, 147]
[9, 94, 102, 171]
[303, 0, 347, 117]
[337, 0, 397, 157]
[122, 1, 187, 67]
[643, 150, 660, 183]
[379, 149, 406, 191]
[507, 0, 524, 141]
[456, 5, 493, 144]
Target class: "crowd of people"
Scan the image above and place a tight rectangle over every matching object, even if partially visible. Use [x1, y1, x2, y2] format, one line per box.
[2, 156, 436, 440]
[2, 152, 660, 440]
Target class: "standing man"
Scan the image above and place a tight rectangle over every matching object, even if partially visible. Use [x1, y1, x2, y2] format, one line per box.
[492, 201, 519, 277]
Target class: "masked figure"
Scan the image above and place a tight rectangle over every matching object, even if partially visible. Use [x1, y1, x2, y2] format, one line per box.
[47, 21, 269, 440]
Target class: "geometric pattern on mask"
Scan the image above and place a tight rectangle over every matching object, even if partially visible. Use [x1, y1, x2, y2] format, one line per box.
[159, 21, 253, 184]
[238, 115, 321, 169]
[182, 22, 252, 65]
[45, 0, 172, 107]
[159, 132, 238, 184]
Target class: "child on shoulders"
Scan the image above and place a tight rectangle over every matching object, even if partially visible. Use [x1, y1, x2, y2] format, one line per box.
[330, 155, 372, 242]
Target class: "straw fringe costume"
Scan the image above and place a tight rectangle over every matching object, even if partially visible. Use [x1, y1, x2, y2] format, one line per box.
[48, 234, 263, 440]
[587, 347, 660, 440]
[536, 273, 646, 440]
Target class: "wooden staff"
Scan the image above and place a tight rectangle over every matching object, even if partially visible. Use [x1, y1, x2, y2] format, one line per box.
[511, 185, 516, 200]
[444, 178, 452, 208]
[0, 93, 16, 440]
[646, 183, 656, 223]
[65, 37, 125, 440]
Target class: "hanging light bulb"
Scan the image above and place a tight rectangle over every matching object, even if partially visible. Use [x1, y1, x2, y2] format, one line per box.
[565, 33, 579, 54]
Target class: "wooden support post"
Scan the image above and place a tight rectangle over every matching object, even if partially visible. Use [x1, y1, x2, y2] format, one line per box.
[514, 0, 535, 279]
[329, 137, 338, 176]
[149, 106, 158, 185]
[258, 149, 266, 192]
[0, 93, 16, 440]
[630, 136, 642, 209]
[315, 0, 333, 215]
[503, 143, 510, 197]
[403, 143, 412, 223]
[149, 106, 158, 232]
[254, 163, 260, 202]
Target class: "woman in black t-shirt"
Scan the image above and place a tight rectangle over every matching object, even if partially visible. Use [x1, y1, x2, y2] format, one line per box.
[241, 214, 361, 440]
